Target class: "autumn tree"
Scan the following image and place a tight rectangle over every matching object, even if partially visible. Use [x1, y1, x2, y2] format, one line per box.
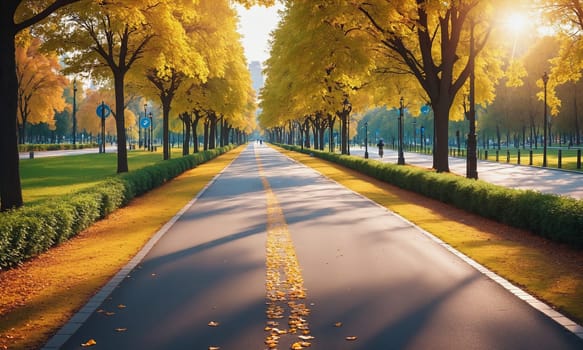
[16, 35, 68, 144]
[135, 0, 238, 160]
[1, 0, 82, 210]
[346, 0, 509, 172]
[260, 1, 374, 153]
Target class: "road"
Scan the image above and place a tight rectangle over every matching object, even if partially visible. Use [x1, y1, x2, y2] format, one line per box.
[350, 147, 583, 200]
[46, 144, 582, 349]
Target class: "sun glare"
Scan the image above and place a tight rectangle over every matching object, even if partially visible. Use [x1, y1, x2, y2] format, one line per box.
[505, 13, 528, 34]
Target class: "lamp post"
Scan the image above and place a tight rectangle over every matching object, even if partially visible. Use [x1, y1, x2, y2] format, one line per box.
[412, 119, 417, 152]
[398, 96, 405, 165]
[149, 111, 153, 151]
[72, 79, 77, 145]
[343, 97, 352, 155]
[542, 72, 549, 167]
[421, 125, 425, 152]
[364, 121, 369, 159]
[142, 104, 147, 149]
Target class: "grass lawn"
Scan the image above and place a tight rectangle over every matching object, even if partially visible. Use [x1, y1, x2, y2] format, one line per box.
[472, 147, 581, 171]
[20, 148, 187, 205]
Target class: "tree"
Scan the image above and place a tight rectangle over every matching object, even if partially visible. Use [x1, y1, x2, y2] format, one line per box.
[259, 1, 374, 153]
[352, 0, 503, 172]
[16, 35, 68, 144]
[136, 0, 237, 160]
[1, 0, 82, 211]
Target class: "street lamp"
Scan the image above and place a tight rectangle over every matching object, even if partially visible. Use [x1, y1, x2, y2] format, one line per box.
[466, 18, 478, 179]
[343, 97, 351, 155]
[398, 96, 405, 165]
[149, 111, 153, 152]
[72, 79, 77, 146]
[542, 71, 549, 167]
[364, 121, 369, 159]
[142, 104, 147, 149]
[412, 119, 417, 152]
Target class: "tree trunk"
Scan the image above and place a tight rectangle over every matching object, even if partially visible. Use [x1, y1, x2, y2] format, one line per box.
[0, 22, 23, 211]
[209, 114, 217, 149]
[160, 96, 172, 160]
[203, 120, 208, 150]
[160, 93, 171, 160]
[181, 113, 191, 155]
[433, 101, 450, 172]
[304, 119, 311, 148]
[113, 72, 128, 173]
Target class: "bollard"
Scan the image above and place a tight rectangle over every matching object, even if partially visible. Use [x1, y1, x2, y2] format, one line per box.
[578, 150, 581, 169]
[529, 150, 533, 165]
[485, 150, 488, 160]
[558, 149, 562, 169]
[517, 150, 521, 165]
[29, 151, 34, 159]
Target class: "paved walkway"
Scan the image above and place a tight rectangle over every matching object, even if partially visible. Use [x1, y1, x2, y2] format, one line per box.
[19, 146, 117, 159]
[349, 147, 583, 200]
[44, 144, 583, 349]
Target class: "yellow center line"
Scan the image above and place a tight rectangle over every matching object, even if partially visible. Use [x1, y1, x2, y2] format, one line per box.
[254, 147, 312, 350]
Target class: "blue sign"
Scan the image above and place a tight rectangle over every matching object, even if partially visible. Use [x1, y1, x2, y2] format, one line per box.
[96, 104, 111, 118]
[140, 117, 151, 128]
[420, 105, 431, 114]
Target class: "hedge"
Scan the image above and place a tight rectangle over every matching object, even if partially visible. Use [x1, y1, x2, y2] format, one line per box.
[279, 145, 583, 248]
[0, 146, 234, 269]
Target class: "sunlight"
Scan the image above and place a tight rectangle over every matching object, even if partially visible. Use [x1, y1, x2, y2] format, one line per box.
[505, 12, 528, 34]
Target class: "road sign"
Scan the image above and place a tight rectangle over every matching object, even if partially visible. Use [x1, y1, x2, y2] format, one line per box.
[421, 105, 431, 114]
[96, 104, 111, 118]
[140, 117, 151, 128]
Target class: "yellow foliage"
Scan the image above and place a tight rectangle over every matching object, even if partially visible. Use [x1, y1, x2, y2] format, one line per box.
[15, 36, 67, 130]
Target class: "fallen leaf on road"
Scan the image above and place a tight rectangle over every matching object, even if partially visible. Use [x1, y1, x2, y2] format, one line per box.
[208, 347, 220, 350]
[334, 322, 342, 327]
[291, 341, 312, 349]
[117, 304, 126, 309]
[105, 312, 115, 316]
[81, 339, 96, 347]
[115, 328, 127, 332]
[298, 335, 314, 340]
[208, 321, 220, 327]
[346, 336, 358, 341]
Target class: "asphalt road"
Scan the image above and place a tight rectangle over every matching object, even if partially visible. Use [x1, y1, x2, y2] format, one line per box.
[48, 144, 582, 349]
[350, 146, 583, 200]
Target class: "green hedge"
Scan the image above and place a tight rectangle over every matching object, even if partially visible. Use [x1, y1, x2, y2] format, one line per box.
[279, 145, 583, 247]
[0, 146, 234, 269]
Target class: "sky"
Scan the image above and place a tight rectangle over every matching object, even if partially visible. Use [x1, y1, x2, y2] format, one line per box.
[235, 4, 284, 65]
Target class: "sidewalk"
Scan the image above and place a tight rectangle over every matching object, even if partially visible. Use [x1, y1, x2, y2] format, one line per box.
[349, 147, 583, 200]
[19, 146, 117, 160]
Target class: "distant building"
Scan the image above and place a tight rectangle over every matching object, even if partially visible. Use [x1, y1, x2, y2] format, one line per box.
[249, 61, 264, 96]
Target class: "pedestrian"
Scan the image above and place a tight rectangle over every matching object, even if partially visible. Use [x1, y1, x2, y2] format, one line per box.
[377, 139, 384, 158]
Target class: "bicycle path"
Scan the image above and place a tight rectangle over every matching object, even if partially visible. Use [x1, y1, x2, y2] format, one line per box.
[46, 144, 583, 349]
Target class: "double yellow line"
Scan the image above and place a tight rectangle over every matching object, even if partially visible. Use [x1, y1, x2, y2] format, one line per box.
[254, 147, 313, 349]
